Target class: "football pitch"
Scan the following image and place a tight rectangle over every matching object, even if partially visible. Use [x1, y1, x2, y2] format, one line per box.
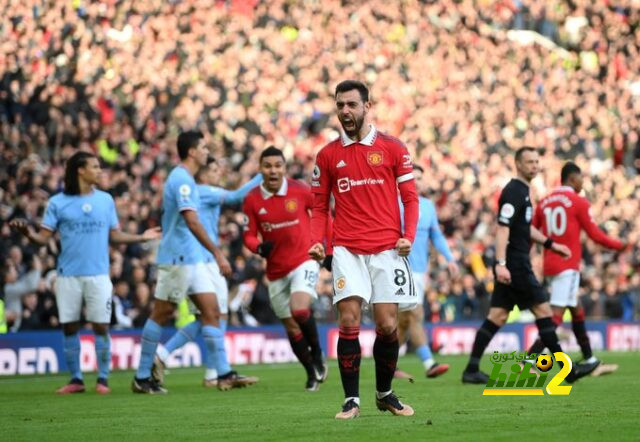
[1, 352, 637, 441]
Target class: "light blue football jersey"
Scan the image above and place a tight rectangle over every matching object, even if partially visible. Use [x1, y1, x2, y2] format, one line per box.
[198, 174, 262, 261]
[156, 166, 204, 265]
[401, 196, 454, 273]
[42, 189, 119, 276]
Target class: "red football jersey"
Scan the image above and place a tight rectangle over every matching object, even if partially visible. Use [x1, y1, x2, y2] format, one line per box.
[310, 125, 418, 254]
[532, 186, 623, 276]
[243, 178, 320, 280]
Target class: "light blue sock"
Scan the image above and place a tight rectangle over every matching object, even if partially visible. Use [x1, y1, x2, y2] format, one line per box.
[211, 319, 228, 371]
[63, 334, 82, 381]
[136, 319, 163, 379]
[202, 325, 231, 376]
[95, 334, 111, 380]
[165, 320, 201, 354]
[416, 345, 433, 363]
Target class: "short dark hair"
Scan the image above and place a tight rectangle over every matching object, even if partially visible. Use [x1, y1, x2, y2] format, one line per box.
[412, 164, 424, 173]
[64, 151, 96, 195]
[335, 80, 369, 102]
[259, 146, 285, 163]
[515, 146, 538, 162]
[177, 130, 204, 160]
[561, 161, 581, 184]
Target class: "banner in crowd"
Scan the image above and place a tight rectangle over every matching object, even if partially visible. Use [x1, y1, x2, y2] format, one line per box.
[0, 321, 638, 376]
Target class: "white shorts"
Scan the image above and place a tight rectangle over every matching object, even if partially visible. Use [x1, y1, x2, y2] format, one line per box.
[548, 269, 580, 308]
[154, 263, 217, 304]
[268, 260, 319, 319]
[399, 271, 426, 312]
[187, 262, 229, 315]
[55, 275, 113, 324]
[332, 246, 418, 307]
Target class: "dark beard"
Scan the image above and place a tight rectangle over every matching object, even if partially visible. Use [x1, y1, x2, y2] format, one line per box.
[342, 115, 365, 139]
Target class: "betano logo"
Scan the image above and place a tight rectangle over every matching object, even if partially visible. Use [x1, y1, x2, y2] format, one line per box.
[483, 351, 573, 396]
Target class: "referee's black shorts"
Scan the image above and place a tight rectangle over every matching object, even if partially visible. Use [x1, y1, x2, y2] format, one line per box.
[491, 264, 548, 311]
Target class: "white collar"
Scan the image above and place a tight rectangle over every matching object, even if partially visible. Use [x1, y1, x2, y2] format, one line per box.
[556, 186, 575, 193]
[340, 124, 377, 147]
[260, 178, 288, 199]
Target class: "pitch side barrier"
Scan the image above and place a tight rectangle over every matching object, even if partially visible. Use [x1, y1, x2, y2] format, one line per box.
[0, 321, 638, 376]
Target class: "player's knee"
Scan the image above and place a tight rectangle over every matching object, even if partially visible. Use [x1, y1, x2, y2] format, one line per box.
[488, 310, 507, 326]
[62, 322, 81, 336]
[532, 303, 552, 318]
[291, 308, 311, 324]
[339, 311, 360, 327]
[92, 323, 109, 335]
[199, 307, 221, 325]
[375, 323, 397, 337]
[374, 314, 398, 336]
[571, 307, 585, 322]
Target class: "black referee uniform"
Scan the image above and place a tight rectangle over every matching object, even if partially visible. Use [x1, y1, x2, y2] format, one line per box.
[492, 178, 547, 310]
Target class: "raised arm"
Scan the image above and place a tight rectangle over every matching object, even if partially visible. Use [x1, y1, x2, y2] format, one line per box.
[221, 174, 263, 206]
[576, 199, 624, 250]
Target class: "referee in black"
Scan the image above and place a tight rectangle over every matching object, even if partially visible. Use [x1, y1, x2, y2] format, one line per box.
[462, 147, 596, 384]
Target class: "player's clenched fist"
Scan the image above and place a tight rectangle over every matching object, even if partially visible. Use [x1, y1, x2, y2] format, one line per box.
[395, 238, 412, 257]
[308, 243, 325, 261]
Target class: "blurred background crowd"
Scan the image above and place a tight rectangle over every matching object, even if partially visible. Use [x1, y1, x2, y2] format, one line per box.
[1, 0, 639, 332]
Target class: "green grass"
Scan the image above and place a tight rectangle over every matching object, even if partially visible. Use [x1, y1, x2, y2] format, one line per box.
[1, 352, 637, 441]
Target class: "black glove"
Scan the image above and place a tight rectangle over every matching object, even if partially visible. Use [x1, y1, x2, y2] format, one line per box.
[322, 255, 333, 272]
[257, 241, 274, 258]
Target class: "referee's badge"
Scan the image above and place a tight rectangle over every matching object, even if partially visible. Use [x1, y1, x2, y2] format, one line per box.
[500, 203, 515, 219]
[285, 199, 298, 213]
[367, 151, 383, 166]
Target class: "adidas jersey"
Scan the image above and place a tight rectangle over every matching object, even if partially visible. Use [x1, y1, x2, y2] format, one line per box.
[532, 186, 623, 276]
[243, 178, 314, 280]
[310, 125, 418, 254]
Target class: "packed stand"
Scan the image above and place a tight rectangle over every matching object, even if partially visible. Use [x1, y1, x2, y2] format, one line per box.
[1, 0, 639, 331]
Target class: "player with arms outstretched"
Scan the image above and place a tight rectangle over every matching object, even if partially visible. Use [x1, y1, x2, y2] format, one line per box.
[527, 162, 625, 373]
[243, 146, 329, 391]
[309, 80, 419, 419]
[11, 151, 160, 394]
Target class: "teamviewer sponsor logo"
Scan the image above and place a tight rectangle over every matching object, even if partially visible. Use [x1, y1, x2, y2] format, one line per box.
[337, 177, 350, 193]
[337, 177, 384, 193]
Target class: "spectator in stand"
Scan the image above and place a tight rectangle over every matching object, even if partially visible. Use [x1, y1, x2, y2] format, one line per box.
[0, 0, 638, 329]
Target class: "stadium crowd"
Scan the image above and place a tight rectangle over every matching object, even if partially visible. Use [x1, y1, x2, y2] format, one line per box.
[1, 0, 640, 332]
